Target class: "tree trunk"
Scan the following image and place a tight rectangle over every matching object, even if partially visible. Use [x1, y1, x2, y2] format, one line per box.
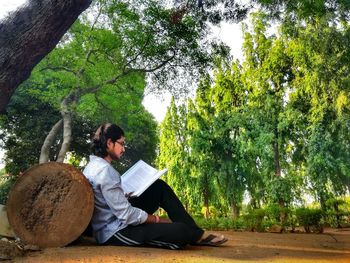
[273, 130, 286, 224]
[250, 197, 259, 209]
[39, 119, 63, 163]
[0, 0, 92, 113]
[56, 98, 72, 162]
[231, 201, 240, 219]
[6, 162, 94, 248]
[273, 138, 281, 178]
[203, 190, 210, 219]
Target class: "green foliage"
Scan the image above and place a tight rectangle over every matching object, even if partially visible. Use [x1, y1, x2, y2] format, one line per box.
[157, 11, 350, 226]
[0, 174, 17, 205]
[3, 0, 350, 232]
[324, 198, 350, 228]
[0, 87, 61, 174]
[295, 208, 324, 233]
[243, 208, 266, 232]
[257, 0, 350, 21]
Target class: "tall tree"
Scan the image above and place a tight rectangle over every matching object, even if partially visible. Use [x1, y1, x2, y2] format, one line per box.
[26, 0, 219, 162]
[210, 59, 249, 218]
[283, 17, 350, 205]
[256, 0, 350, 21]
[0, 0, 251, 113]
[186, 77, 220, 218]
[157, 98, 195, 210]
[0, 81, 158, 175]
[241, 13, 301, 218]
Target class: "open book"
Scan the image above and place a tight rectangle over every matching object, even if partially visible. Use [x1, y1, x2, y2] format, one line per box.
[121, 160, 168, 197]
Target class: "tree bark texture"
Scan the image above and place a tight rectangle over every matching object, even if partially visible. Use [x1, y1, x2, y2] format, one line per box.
[39, 119, 63, 163]
[6, 162, 94, 248]
[56, 99, 72, 163]
[0, 0, 92, 113]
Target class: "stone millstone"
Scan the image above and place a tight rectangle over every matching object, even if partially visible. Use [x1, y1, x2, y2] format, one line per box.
[6, 162, 94, 248]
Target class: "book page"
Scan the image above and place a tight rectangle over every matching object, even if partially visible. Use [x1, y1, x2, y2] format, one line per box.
[121, 160, 167, 197]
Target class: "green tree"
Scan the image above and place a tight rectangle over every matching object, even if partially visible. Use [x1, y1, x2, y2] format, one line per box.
[210, 59, 249, 218]
[186, 77, 220, 218]
[256, 0, 350, 21]
[0, 82, 158, 175]
[284, 18, 350, 207]
[157, 98, 195, 211]
[0, 0, 251, 113]
[25, 0, 220, 163]
[4, 0, 350, 113]
[241, 13, 303, 219]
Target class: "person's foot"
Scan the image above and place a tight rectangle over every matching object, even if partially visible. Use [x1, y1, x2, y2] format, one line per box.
[196, 233, 228, 246]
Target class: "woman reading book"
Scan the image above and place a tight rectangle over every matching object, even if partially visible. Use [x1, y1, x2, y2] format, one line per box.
[83, 123, 227, 249]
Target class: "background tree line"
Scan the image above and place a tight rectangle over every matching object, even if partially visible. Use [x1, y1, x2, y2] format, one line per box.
[157, 13, 350, 228]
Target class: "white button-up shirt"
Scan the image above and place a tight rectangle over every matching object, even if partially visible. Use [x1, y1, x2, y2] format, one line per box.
[83, 155, 148, 243]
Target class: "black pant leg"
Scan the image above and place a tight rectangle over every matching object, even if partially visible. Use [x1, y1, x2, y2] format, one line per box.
[106, 222, 202, 249]
[130, 179, 203, 232]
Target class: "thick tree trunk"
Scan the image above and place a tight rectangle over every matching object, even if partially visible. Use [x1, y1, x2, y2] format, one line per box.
[273, 129, 286, 224]
[6, 162, 94, 248]
[0, 0, 92, 113]
[39, 119, 63, 163]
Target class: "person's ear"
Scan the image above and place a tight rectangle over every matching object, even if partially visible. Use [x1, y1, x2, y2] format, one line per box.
[106, 138, 113, 148]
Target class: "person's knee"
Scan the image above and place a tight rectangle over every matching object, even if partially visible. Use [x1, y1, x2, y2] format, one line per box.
[153, 179, 168, 188]
[148, 179, 172, 193]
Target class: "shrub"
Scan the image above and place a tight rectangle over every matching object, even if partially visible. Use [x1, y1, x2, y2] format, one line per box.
[243, 208, 266, 232]
[295, 207, 324, 233]
[266, 204, 297, 230]
[324, 198, 350, 228]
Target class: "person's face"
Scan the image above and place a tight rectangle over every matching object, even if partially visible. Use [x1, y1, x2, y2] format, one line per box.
[105, 136, 126, 162]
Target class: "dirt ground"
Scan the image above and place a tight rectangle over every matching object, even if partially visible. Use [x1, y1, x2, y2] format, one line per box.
[6, 228, 350, 263]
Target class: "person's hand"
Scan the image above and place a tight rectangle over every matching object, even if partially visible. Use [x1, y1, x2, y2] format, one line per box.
[146, 214, 172, 224]
[159, 217, 172, 223]
[124, 192, 134, 200]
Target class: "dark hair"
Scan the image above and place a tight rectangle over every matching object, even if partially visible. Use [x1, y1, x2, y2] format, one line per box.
[91, 123, 124, 157]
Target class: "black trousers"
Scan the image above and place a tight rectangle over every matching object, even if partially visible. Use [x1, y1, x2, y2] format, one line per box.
[104, 179, 204, 249]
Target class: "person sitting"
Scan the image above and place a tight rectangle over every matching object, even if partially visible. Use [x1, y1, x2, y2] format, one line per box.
[83, 123, 227, 249]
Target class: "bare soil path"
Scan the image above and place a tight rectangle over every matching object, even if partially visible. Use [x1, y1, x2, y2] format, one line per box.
[11, 228, 350, 262]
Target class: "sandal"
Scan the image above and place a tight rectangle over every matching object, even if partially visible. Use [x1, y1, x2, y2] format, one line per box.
[196, 234, 228, 247]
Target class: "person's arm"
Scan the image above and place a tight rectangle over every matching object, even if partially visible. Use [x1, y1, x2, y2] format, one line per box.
[100, 166, 148, 225]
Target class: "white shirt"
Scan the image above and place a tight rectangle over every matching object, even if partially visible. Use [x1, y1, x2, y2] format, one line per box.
[83, 155, 148, 243]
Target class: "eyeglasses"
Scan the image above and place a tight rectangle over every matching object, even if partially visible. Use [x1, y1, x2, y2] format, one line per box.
[115, 140, 126, 148]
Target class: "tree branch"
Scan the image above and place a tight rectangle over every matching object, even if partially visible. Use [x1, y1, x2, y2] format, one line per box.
[40, 66, 77, 75]
[56, 99, 72, 162]
[39, 119, 63, 163]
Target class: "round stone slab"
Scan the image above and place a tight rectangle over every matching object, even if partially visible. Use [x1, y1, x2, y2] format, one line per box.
[6, 162, 94, 248]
